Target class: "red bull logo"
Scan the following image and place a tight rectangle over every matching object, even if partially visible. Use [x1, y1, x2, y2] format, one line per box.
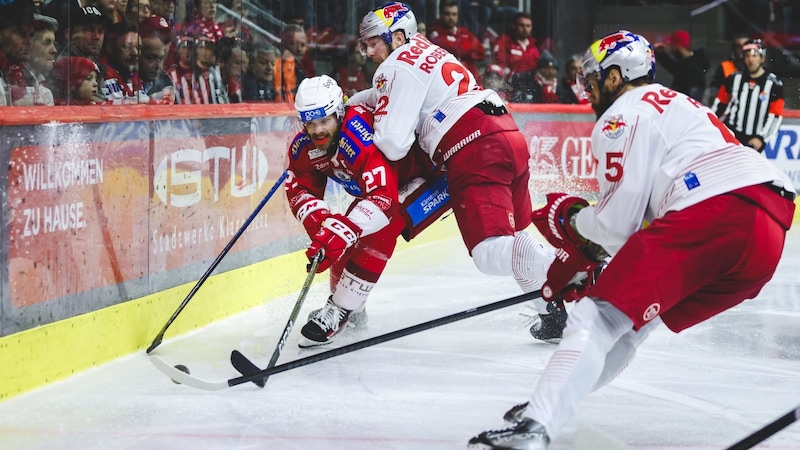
[598, 32, 631, 52]
[380, 3, 409, 20]
[601, 115, 627, 139]
[591, 31, 635, 63]
[375, 74, 388, 93]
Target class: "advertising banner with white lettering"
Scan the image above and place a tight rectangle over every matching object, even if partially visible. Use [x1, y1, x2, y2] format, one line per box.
[515, 114, 600, 197]
[149, 116, 302, 278]
[764, 124, 800, 191]
[7, 121, 151, 310]
[2, 116, 305, 335]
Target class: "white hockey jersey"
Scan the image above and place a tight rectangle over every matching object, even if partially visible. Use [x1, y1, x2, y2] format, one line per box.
[574, 83, 795, 255]
[348, 33, 502, 162]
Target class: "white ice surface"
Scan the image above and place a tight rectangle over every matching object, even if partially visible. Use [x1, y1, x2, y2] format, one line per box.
[1, 226, 799, 450]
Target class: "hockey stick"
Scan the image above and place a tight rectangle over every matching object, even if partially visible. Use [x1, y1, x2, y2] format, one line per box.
[146, 169, 289, 354]
[231, 251, 323, 387]
[149, 290, 542, 391]
[724, 405, 800, 450]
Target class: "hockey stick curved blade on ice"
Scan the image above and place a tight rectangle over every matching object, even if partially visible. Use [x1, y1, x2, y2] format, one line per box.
[724, 405, 799, 450]
[148, 353, 230, 391]
[231, 251, 323, 388]
[148, 290, 542, 390]
[146, 169, 289, 354]
[228, 289, 544, 389]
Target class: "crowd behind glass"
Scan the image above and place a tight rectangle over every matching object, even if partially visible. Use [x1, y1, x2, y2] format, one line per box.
[0, 0, 793, 108]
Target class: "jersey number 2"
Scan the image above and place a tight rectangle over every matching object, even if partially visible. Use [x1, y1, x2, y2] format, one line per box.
[442, 62, 471, 95]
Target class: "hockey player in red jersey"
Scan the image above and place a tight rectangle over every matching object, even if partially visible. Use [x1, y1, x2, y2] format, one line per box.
[468, 30, 796, 449]
[351, 3, 566, 343]
[286, 75, 446, 347]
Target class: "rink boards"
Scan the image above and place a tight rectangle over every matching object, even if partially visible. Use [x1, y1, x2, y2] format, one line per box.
[0, 103, 798, 401]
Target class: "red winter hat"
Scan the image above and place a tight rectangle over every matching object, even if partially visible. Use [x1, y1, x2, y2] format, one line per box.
[52, 57, 99, 93]
[140, 15, 172, 42]
[667, 30, 690, 48]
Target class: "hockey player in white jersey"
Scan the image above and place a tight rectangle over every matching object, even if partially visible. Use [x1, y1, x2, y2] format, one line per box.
[350, 2, 571, 342]
[468, 30, 796, 449]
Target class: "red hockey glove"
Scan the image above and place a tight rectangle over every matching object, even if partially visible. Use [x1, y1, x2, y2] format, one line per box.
[293, 195, 331, 236]
[306, 214, 362, 273]
[532, 193, 604, 301]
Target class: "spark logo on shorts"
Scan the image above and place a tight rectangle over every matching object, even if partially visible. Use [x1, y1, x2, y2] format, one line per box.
[601, 115, 627, 139]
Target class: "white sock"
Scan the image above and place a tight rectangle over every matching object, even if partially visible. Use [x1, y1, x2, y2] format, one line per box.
[527, 299, 633, 440]
[331, 269, 375, 311]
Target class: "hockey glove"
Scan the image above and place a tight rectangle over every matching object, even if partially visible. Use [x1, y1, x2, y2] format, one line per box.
[531, 193, 605, 301]
[292, 194, 331, 236]
[306, 214, 362, 273]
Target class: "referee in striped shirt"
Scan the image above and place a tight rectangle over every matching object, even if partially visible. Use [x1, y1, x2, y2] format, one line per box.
[711, 39, 784, 152]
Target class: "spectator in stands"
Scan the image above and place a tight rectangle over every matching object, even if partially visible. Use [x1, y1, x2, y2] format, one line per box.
[711, 39, 784, 153]
[50, 56, 100, 105]
[508, 50, 558, 103]
[241, 43, 278, 102]
[150, 0, 175, 25]
[166, 33, 191, 98]
[492, 11, 539, 78]
[99, 21, 139, 102]
[427, 0, 486, 83]
[557, 54, 589, 104]
[482, 63, 509, 100]
[85, 0, 118, 24]
[125, 0, 153, 24]
[168, 35, 228, 104]
[653, 29, 709, 102]
[707, 33, 748, 103]
[113, 0, 127, 24]
[138, 18, 175, 103]
[180, 0, 224, 43]
[44, 0, 111, 103]
[0, 0, 36, 106]
[336, 49, 367, 97]
[217, 0, 252, 41]
[276, 24, 309, 102]
[25, 13, 59, 106]
[216, 36, 246, 102]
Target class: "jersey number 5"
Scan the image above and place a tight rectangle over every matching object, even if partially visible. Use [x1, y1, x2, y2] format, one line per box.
[605, 152, 623, 182]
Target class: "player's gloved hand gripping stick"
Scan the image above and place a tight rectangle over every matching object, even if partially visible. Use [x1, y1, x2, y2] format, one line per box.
[531, 193, 608, 301]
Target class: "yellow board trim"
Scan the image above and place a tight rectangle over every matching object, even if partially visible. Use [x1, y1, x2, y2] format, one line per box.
[0, 251, 311, 401]
[0, 217, 459, 402]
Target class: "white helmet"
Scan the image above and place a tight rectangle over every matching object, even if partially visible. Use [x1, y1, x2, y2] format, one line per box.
[294, 75, 345, 123]
[359, 2, 418, 46]
[582, 30, 656, 86]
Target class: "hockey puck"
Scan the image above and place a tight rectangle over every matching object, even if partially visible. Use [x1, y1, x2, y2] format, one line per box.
[171, 364, 190, 384]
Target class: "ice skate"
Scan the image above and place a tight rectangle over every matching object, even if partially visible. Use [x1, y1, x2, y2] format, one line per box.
[306, 296, 368, 328]
[529, 301, 567, 343]
[502, 402, 529, 426]
[299, 297, 364, 348]
[468, 417, 550, 450]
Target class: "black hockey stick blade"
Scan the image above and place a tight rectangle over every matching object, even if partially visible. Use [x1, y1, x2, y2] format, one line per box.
[231, 252, 322, 388]
[231, 350, 265, 387]
[146, 170, 289, 354]
[228, 289, 543, 389]
[724, 405, 800, 450]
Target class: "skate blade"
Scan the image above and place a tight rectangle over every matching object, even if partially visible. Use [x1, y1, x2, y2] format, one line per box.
[297, 337, 334, 349]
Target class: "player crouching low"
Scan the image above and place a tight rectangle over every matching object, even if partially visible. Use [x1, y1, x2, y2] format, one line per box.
[285, 75, 449, 348]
